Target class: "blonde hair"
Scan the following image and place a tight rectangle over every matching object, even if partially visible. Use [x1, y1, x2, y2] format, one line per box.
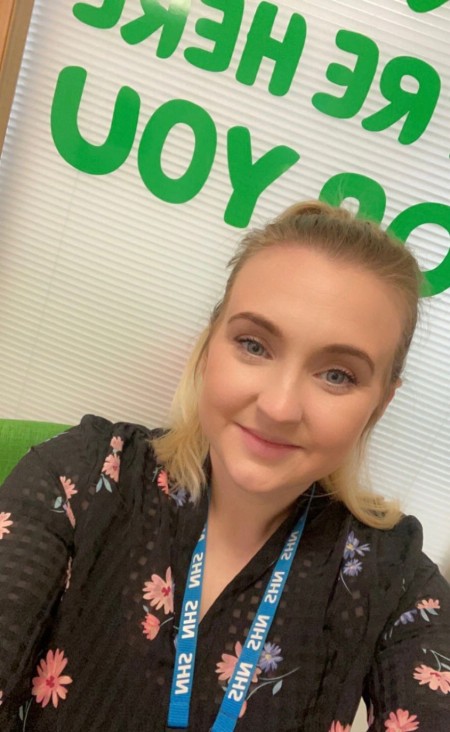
[152, 200, 423, 529]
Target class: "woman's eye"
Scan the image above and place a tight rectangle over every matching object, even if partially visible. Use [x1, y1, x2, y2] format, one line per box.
[322, 369, 356, 387]
[236, 337, 267, 358]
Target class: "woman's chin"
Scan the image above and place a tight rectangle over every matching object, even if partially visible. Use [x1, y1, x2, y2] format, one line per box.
[218, 466, 309, 504]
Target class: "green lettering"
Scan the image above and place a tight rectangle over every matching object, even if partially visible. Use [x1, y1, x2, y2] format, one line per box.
[184, 0, 244, 72]
[320, 173, 386, 223]
[225, 126, 299, 228]
[73, 0, 125, 28]
[121, 0, 191, 58]
[406, 0, 449, 12]
[362, 57, 440, 144]
[312, 31, 379, 118]
[138, 99, 216, 203]
[51, 66, 139, 175]
[235, 2, 306, 96]
[388, 203, 450, 296]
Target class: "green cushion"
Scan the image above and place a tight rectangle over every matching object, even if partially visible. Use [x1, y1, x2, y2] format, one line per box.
[0, 419, 71, 484]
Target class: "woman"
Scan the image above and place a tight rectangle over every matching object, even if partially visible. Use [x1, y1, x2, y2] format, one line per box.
[0, 201, 449, 731]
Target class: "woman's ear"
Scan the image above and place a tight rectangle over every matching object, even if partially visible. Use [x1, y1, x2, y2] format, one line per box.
[198, 344, 209, 376]
[378, 378, 401, 421]
[367, 379, 401, 429]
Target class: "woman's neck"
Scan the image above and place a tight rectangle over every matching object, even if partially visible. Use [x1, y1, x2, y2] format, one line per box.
[199, 475, 308, 621]
[208, 479, 297, 554]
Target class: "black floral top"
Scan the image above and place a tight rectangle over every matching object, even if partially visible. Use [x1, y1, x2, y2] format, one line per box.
[0, 415, 449, 731]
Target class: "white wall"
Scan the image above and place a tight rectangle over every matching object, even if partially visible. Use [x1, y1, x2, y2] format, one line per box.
[1, 3, 449, 579]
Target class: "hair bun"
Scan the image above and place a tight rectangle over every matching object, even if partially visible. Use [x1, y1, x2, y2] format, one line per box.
[275, 199, 353, 224]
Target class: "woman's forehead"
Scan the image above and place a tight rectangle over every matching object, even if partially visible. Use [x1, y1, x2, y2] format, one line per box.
[224, 246, 404, 356]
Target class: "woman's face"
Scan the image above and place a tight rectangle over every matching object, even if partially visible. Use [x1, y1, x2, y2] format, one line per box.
[198, 244, 404, 505]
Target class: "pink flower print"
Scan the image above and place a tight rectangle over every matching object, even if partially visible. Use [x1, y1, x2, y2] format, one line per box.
[142, 613, 161, 640]
[143, 567, 174, 615]
[239, 700, 247, 718]
[65, 557, 72, 591]
[31, 649, 72, 708]
[102, 453, 120, 482]
[384, 708, 420, 731]
[216, 642, 261, 684]
[416, 598, 440, 610]
[0, 512, 13, 539]
[59, 477, 77, 500]
[413, 664, 450, 694]
[110, 436, 124, 452]
[157, 470, 170, 495]
[64, 502, 76, 529]
[328, 723, 351, 732]
[216, 641, 242, 682]
[416, 597, 440, 622]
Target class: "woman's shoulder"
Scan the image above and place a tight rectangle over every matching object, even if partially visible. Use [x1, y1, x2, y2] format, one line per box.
[348, 511, 423, 555]
[73, 413, 161, 441]
[316, 493, 423, 558]
[33, 414, 161, 458]
[346, 511, 448, 598]
[24, 414, 164, 496]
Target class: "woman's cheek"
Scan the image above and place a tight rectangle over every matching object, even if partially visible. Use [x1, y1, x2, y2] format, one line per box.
[311, 398, 369, 446]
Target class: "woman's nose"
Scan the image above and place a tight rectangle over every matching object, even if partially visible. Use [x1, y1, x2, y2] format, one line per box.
[256, 372, 304, 425]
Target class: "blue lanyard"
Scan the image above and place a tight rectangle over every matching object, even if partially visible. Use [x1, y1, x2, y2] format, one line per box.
[167, 488, 314, 731]
[167, 524, 207, 728]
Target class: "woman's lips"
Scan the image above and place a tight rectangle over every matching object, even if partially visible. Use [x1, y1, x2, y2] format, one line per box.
[238, 425, 300, 458]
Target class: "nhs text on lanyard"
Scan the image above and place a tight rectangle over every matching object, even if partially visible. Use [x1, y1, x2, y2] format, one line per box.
[167, 488, 314, 732]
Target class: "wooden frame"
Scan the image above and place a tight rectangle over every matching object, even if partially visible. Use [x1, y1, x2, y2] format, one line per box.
[0, 0, 35, 153]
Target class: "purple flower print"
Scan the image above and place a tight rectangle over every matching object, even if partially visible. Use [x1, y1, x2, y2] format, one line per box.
[343, 559, 363, 576]
[394, 610, 417, 626]
[340, 531, 371, 595]
[258, 643, 283, 673]
[171, 487, 188, 507]
[343, 531, 370, 560]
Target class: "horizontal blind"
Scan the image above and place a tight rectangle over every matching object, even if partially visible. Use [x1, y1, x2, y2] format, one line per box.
[0, 0, 449, 572]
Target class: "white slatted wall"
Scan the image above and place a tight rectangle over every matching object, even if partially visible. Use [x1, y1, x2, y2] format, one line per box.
[0, 0, 449, 578]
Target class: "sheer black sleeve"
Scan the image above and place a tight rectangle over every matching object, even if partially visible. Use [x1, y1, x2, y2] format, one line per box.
[366, 548, 450, 730]
[0, 416, 112, 728]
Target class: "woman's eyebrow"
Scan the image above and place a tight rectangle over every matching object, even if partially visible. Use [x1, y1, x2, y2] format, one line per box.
[228, 313, 375, 373]
[227, 312, 282, 337]
[321, 345, 375, 374]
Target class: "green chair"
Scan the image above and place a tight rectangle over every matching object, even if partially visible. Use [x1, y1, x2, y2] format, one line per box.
[0, 420, 71, 484]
